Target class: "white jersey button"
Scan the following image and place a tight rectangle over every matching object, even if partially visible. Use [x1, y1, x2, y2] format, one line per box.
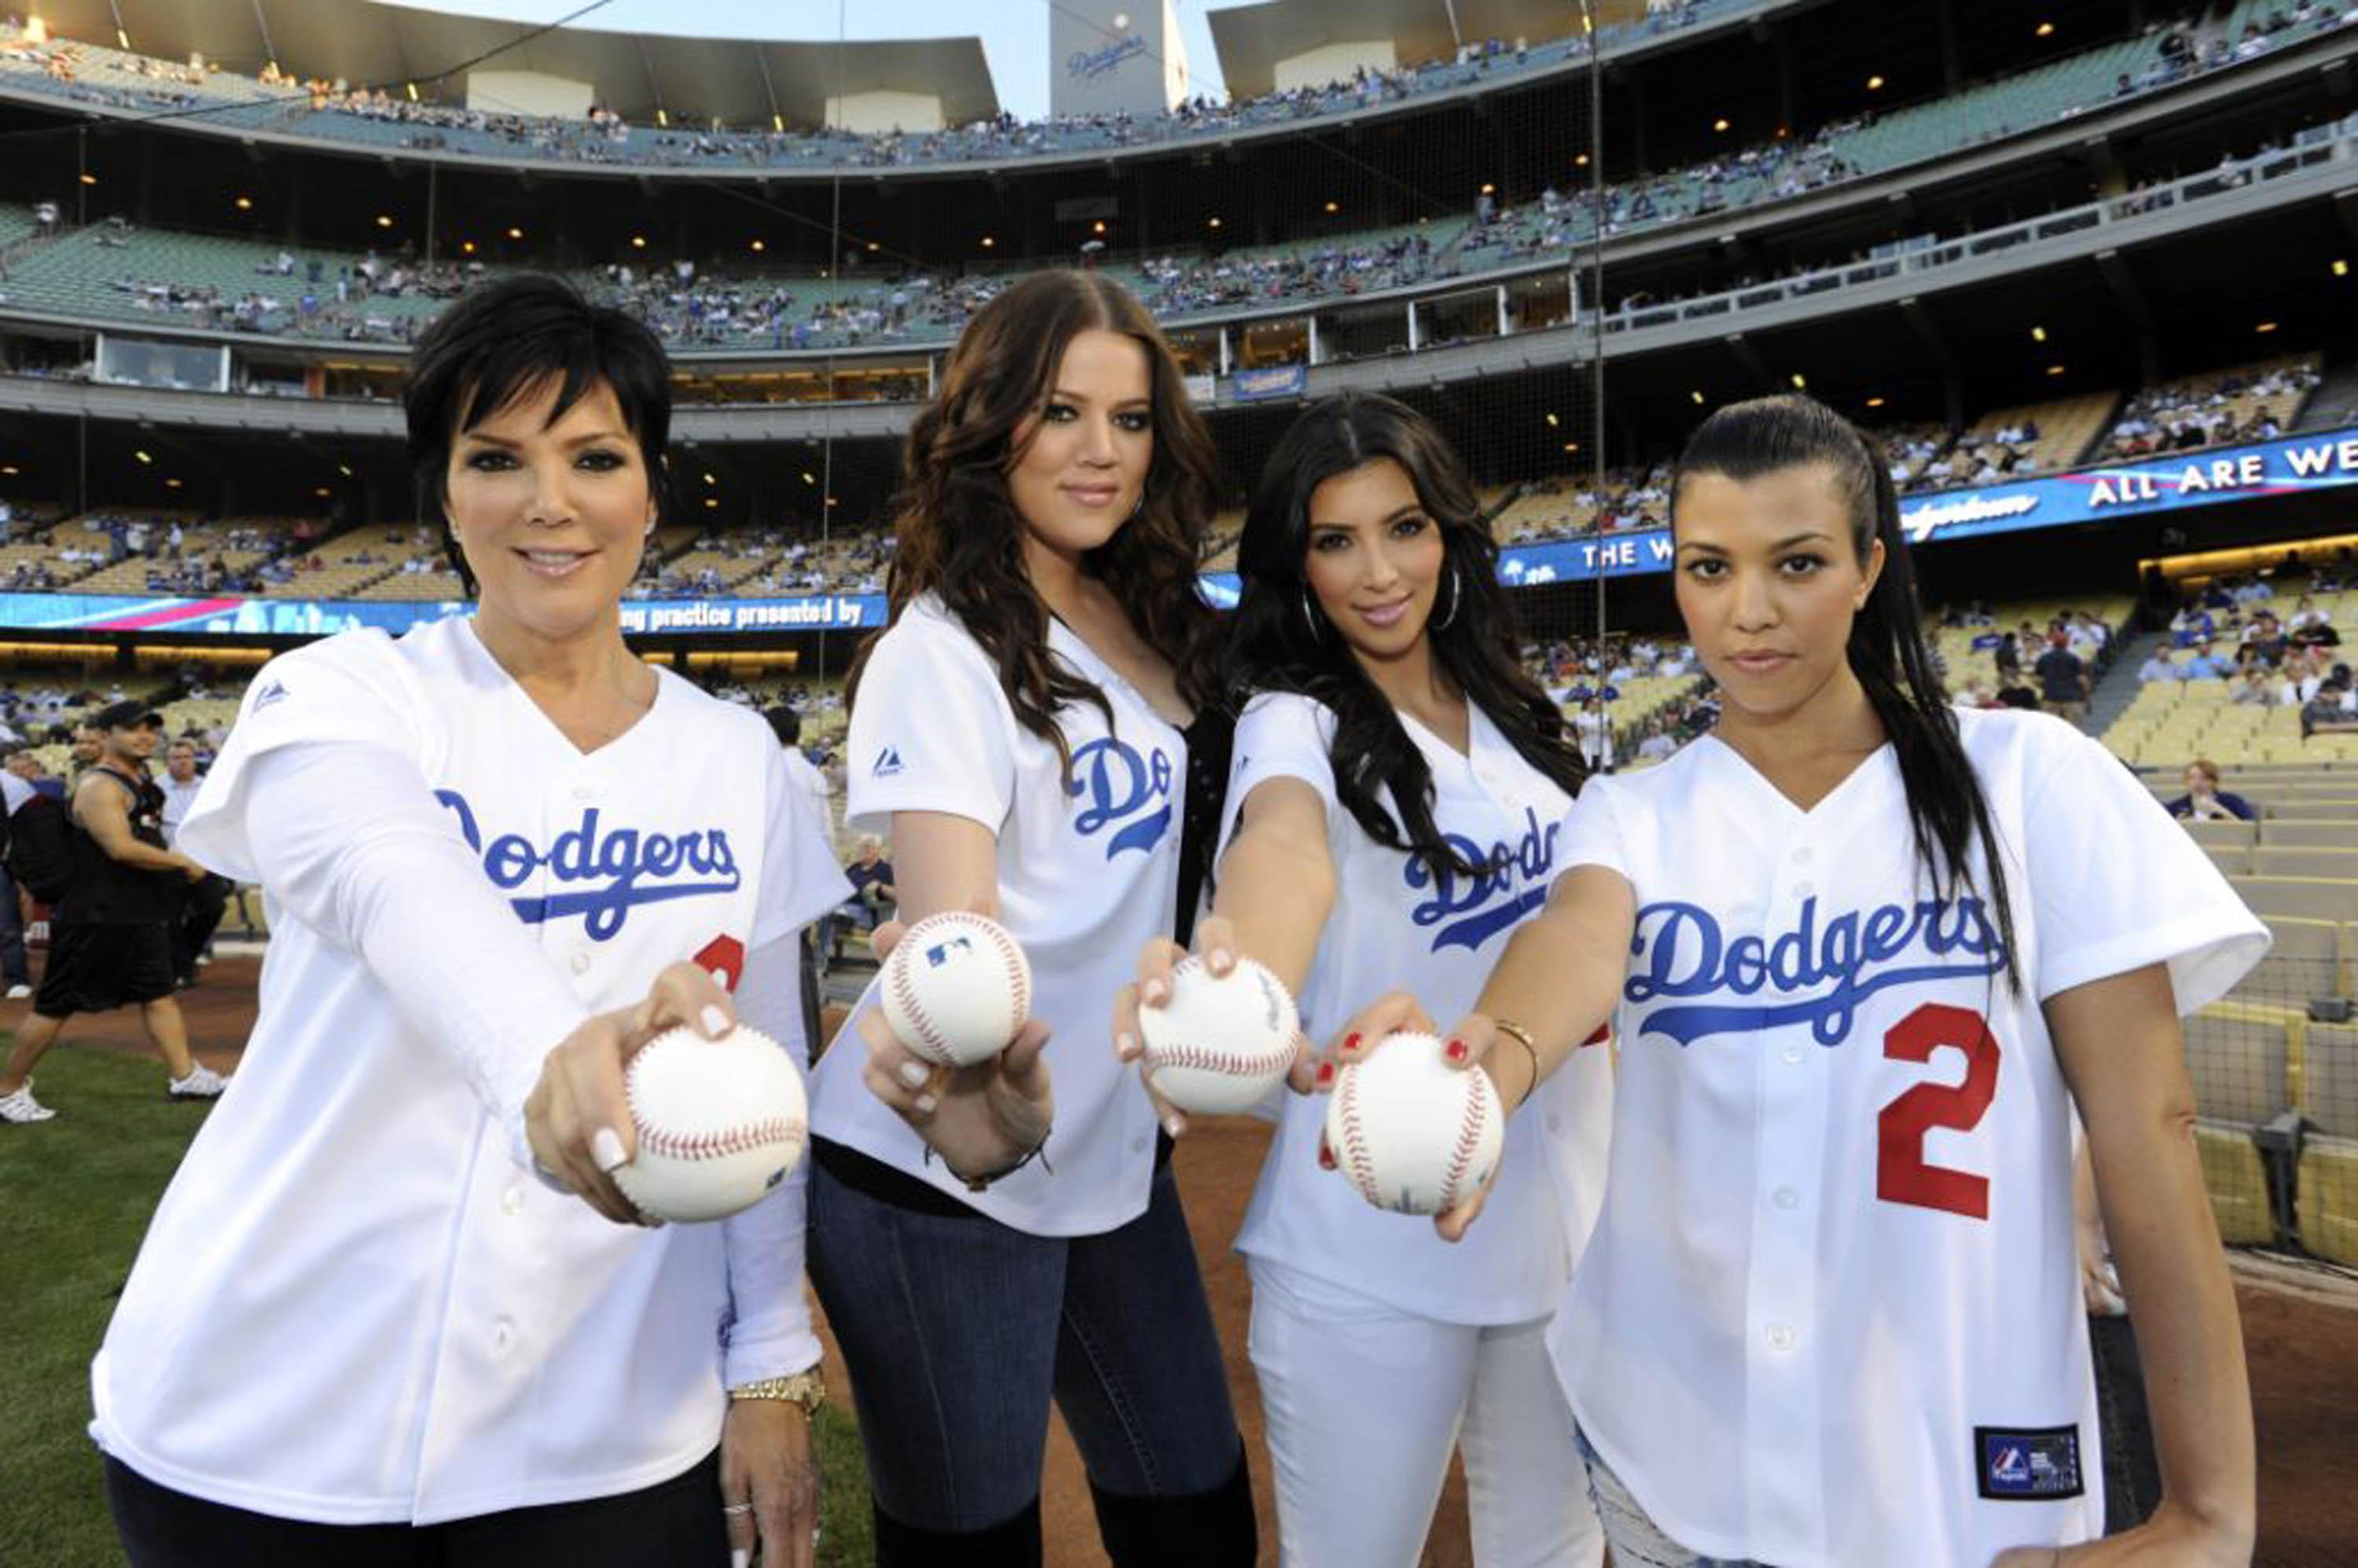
[491, 1320, 516, 1357]
[1765, 1322, 1796, 1351]
[1791, 846, 1813, 865]
[571, 784, 594, 802]
[501, 1184, 526, 1216]
[570, 951, 591, 975]
[1780, 1041, 1804, 1065]
[1130, 1137, 1148, 1155]
[1772, 1185, 1799, 1210]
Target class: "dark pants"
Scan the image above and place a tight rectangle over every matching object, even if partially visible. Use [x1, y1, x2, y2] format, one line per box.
[172, 873, 230, 982]
[106, 1450, 731, 1566]
[809, 1156, 1253, 1562]
[2092, 1313, 2162, 1534]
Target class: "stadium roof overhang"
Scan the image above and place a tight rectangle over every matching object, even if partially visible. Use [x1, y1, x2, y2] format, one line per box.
[1206, 0, 1585, 100]
[21, 0, 1001, 127]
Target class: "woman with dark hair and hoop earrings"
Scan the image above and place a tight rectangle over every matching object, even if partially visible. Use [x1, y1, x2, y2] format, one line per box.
[801, 270, 1257, 1566]
[1319, 394, 2267, 1568]
[1115, 391, 1612, 1566]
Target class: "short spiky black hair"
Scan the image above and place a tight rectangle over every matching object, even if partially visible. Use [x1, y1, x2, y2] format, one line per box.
[403, 273, 673, 594]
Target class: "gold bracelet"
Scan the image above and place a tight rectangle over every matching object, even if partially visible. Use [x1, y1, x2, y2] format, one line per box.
[1489, 1018, 1543, 1111]
[728, 1367, 826, 1416]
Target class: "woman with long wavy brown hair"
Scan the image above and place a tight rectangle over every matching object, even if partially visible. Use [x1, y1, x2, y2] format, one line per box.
[803, 270, 1254, 1566]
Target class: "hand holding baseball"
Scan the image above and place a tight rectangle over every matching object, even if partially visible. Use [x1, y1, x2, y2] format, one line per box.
[860, 907, 1054, 1185]
[1113, 914, 1316, 1138]
[526, 960, 737, 1227]
[1313, 994, 1510, 1243]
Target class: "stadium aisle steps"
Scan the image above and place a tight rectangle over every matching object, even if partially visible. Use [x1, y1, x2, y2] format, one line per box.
[2292, 360, 2358, 435]
[2085, 628, 2165, 736]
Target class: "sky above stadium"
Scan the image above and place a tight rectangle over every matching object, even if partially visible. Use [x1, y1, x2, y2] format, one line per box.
[376, 0, 1247, 119]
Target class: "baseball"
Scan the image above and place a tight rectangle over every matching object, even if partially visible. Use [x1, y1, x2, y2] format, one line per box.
[1138, 955, 1300, 1116]
[880, 910, 1033, 1067]
[612, 1025, 808, 1224]
[1325, 1030, 1505, 1217]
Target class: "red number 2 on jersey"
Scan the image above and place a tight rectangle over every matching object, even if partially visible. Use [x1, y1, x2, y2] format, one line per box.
[1876, 1002, 2001, 1220]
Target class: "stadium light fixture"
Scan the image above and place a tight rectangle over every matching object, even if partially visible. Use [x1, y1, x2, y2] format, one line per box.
[704, 498, 718, 509]
[773, 114, 784, 132]
[750, 239, 766, 252]
[981, 236, 995, 248]
[2337, 259, 2350, 277]
[376, 215, 394, 229]
[2031, 325, 2047, 342]
[314, 487, 331, 498]
[79, 172, 96, 186]
[1546, 412, 1559, 427]
[704, 472, 717, 485]
[507, 226, 523, 241]
[1866, 76, 1884, 91]
[134, 450, 152, 465]
[1713, 118, 1730, 133]
[165, 478, 182, 489]
[1865, 397, 1886, 409]
[1207, 216, 1222, 229]
[338, 465, 354, 477]
[0, 465, 16, 476]
[233, 196, 253, 211]
[2046, 364, 2066, 376]
[405, 83, 419, 102]
[631, 235, 647, 249]
[1481, 183, 1496, 195]
[1324, 200, 1339, 214]
[802, 472, 816, 485]
[656, 109, 670, 127]
[866, 241, 880, 252]
[1093, 220, 1108, 234]
[1691, 391, 1706, 405]
[1791, 374, 1806, 389]
[1574, 153, 1589, 167]
[2035, 21, 2055, 38]
[461, 241, 476, 255]
[1563, 442, 1579, 454]
[2256, 321, 2279, 334]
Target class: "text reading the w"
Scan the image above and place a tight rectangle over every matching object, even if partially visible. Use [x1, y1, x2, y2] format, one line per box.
[1876, 1002, 2000, 1221]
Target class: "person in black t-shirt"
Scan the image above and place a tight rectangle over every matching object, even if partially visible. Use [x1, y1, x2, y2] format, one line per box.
[0, 701, 225, 1122]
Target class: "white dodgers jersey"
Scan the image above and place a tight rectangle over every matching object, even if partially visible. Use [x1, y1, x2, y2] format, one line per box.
[810, 593, 1183, 1236]
[1225, 691, 1612, 1324]
[92, 618, 845, 1524]
[1548, 708, 2265, 1568]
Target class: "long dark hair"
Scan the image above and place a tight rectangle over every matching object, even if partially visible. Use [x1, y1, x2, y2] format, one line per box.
[1669, 394, 2022, 986]
[1225, 392, 1585, 882]
[848, 270, 1218, 767]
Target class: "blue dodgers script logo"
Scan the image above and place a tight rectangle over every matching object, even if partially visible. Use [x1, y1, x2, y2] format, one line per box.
[435, 791, 740, 940]
[1404, 806, 1559, 953]
[1626, 896, 2007, 1046]
[1067, 736, 1173, 858]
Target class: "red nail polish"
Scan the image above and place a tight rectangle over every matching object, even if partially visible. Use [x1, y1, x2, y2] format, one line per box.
[1342, 1032, 1362, 1055]
[1445, 1037, 1468, 1063]
[1315, 1060, 1335, 1087]
[1317, 1142, 1336, 1170]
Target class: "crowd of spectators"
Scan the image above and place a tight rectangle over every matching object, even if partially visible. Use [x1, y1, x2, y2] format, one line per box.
[2095, 361, 2320, 462]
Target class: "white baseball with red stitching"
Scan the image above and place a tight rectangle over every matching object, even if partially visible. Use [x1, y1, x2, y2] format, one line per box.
[880, 910, 1033, 1067]
[1138, 954, 1300, 1116]
[612, 1025, 809, 1224]
[1324, 1030, 1504, 1217]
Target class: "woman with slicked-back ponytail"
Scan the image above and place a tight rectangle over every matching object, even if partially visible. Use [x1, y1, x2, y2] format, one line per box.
[1311, 395, 2271, 1568]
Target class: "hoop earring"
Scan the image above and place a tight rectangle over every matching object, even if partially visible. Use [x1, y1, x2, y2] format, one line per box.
[1434, 566, 1461, 633]
[1299, 585, 1325, 641]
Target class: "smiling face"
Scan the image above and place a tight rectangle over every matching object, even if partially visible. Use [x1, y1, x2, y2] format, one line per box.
[1004, 329, 1153, 572]
[443, 376, 655, 646]
[1671, 462, 1882, 725]
[102, 719, 162, 766]
[1300, 457, 1448, 667]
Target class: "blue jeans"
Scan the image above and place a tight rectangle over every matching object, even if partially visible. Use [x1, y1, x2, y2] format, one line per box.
[807, 1156, 1244, 1536]
[1578, 1430, 1767, 1568]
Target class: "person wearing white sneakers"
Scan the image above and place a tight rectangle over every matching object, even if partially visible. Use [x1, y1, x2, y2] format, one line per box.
[0, 700, 222, 1124]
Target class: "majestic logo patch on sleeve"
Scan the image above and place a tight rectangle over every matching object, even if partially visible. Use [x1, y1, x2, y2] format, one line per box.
[252, 678, 290, 712]
[872, 746, 905, 778]
[1974, 1425, 2084, 1501]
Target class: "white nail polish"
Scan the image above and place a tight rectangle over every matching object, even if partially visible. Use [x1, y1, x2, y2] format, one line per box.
[1210, 947, 1234, 971]
[591, 1126, 626, 1172]
[1163, 1114, 1185, 1140]
[732, 1548, 751, 1568]
[914, 1092, 938, 1114]
[701, 1004, 730, 1037]
[898, 1061, 929, 1089]
[711, 966, 730, 987]
[1115, 1030, 1137, 1059]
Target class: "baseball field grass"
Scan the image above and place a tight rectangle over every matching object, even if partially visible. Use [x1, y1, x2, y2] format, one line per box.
[0, 1043, 876, 1567]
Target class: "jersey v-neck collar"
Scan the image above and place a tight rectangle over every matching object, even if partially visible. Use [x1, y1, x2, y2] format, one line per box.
[457, 618, 672, 761]
[1695, 732, 1894, 819]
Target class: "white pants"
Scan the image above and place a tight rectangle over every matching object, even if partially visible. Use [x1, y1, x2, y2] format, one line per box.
[1247, 1257, 1606, 1568]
